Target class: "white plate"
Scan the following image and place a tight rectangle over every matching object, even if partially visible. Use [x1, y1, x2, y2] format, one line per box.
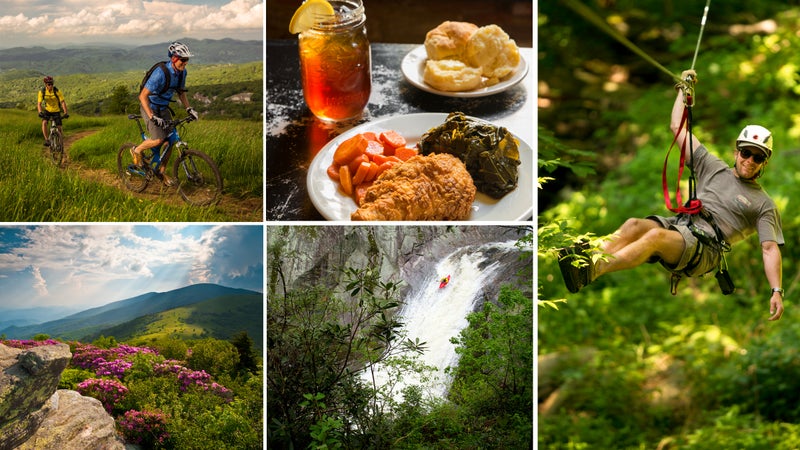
[401, 45, 529, 98]
[307, 113, 533, 221]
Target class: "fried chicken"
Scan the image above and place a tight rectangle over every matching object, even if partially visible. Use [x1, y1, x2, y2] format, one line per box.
[351, 153, 476, 221]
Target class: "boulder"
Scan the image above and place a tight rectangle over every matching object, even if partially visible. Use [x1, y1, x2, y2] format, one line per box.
[16, 390, 125, 450]
[0, 342, 125, 449]
[0, 342, 72, 449]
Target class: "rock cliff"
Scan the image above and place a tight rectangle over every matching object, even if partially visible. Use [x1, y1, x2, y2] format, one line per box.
[0, 342, 124, 450]
[268, 225, 532, 302]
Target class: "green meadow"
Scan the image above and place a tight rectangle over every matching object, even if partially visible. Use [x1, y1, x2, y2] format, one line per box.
[0, 109, 262, 222]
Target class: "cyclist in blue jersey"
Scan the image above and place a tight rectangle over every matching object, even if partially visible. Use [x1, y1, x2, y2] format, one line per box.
[131, 41, 200, 186]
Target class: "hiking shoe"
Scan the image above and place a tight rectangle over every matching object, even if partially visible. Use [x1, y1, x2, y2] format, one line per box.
[557, 240, 593, 293]
[130, 146, 142, 167]
[44, 140, 50, 147]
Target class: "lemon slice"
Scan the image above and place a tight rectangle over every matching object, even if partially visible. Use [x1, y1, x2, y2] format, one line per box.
[289, 0, 336, 34]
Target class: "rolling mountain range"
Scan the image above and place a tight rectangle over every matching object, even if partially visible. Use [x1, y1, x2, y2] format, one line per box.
[0, 38, 262, 75]
[0, 283, 263, 345]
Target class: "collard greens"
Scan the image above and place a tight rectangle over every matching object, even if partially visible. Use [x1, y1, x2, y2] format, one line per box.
[418, 112, 520, 198]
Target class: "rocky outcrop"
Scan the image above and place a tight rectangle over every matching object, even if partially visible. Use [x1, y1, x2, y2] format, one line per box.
[17, 390, 124, 450]
[0, 343, 71, 449]
[0, 343, 124, 450]
[268, 225, 531, 301]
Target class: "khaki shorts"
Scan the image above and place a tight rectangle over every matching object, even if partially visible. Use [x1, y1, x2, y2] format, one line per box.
[647, 215, 721, 277]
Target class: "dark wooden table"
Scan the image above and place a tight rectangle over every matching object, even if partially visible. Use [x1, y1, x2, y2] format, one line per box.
[266, 39, 534, 221]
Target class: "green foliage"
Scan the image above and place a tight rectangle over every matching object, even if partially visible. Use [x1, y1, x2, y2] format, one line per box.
[92, 335, 117, 349]
[58, 367, 95, 390]
[153, 337, 189, 361]
[107, 85, 135, 115]
[231, 331, 259, 375]
[187, 338, 239, 379]
[267, 260, 414, 449]
[450, 286, 533, 415]
[436, 285, 533, 448]
[32, 333, 50, 341]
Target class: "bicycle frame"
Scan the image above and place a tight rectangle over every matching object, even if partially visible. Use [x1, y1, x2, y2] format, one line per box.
[120, 113, 222, 205]
[48, 118, 59, 136]
[129, 114, 191, 173]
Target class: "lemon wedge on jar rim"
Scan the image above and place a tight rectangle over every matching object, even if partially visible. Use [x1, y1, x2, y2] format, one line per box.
[289, 0, 336, 34]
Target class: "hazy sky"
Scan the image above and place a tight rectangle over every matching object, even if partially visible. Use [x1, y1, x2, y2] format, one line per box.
[0, 224, 263, 310]
[0, 0, 264, 48]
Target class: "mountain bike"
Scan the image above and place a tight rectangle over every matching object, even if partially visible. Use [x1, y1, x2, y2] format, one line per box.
[45, 113, 68, 167]
[117, 114, 223, 206]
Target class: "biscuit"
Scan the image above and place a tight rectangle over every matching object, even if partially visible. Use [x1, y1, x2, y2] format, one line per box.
[465, 24, 520, 80]
[422, 59, 483, 92]
[424, 21, 478, 61]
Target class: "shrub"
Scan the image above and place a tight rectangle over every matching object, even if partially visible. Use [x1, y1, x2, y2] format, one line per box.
[59, 367, 95, 390]
[77, 378, 129, 413]
[118, 409, 171, 448]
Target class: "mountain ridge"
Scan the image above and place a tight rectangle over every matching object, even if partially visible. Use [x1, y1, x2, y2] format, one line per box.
[0, 283, 262, 340]
[0, 38, 262, 75]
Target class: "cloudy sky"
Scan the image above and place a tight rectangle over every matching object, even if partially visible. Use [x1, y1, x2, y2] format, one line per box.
[0, 0, 263, 48]
[0, 224, 263, 310]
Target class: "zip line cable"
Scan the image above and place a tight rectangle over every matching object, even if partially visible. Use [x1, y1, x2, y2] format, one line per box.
[691, 0, 712, 71]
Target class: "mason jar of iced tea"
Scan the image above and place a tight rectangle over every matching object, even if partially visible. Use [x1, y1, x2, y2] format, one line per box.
[298, 0, 371, 122]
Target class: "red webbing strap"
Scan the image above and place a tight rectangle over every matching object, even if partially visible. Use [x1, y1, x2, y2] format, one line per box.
[662, 102, 703, 215]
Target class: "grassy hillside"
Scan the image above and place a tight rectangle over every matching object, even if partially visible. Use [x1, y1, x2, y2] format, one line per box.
[0, 109, 261, 221]
[87, 293, 263, 348]
[0, 62, 263, 120]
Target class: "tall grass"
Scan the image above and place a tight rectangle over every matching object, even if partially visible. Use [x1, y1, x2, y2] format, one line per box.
[0, 109, 262, 222]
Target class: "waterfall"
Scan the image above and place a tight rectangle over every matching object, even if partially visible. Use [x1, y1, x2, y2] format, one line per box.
[363, 240, 519, 402]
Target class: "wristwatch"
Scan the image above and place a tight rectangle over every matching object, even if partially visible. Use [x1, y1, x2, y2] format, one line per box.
[772, 287, 784, 296]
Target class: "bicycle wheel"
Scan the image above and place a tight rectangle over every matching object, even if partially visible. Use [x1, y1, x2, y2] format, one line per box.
[173, 149, 223, 206]
[49, 131, 63, 167]
[117, 143, 149, 192]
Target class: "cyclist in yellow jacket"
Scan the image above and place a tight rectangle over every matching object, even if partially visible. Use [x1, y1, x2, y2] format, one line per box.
[37, 76, 69, 146]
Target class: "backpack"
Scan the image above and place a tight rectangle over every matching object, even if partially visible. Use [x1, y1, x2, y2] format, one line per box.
[40, 86, 63, 112]
[140, 61, 185, 96]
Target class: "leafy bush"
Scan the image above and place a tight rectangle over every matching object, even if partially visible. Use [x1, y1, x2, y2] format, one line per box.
[58, 367, 95, 390]
[118, 409, 171, 448]
[77, 378, 129, 414]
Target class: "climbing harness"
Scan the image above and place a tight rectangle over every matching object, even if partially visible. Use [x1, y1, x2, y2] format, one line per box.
[562, 0, 734, 295]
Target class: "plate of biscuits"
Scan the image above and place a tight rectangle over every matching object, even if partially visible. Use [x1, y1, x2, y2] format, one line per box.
[401, 21, 529, 98]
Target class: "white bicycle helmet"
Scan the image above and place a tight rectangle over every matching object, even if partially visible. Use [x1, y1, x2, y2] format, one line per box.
[168, 41, 193, 59]
[736, 124, 773, 158]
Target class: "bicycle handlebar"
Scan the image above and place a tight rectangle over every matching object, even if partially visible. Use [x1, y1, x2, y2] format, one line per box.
[127, 114, 195, 127]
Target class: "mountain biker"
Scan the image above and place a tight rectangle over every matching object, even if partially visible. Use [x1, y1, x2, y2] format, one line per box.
[37, 76, 69, 147]
[131, 41, 200, 186]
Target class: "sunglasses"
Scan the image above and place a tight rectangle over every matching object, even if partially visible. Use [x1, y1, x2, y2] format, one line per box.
[739, 148, 767, 164]
[178, 57, 189, 63]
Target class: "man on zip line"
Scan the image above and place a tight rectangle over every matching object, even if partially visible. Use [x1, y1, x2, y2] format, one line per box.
[559, 69, 785, 321]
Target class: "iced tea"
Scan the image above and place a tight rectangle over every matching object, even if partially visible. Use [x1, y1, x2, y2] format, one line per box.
[298, 0, 371, 122]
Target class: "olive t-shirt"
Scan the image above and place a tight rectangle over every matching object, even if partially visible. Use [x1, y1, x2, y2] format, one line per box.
[692, 145, 784, 246]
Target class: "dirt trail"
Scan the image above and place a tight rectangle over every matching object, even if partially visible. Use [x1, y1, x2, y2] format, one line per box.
[61, 130, 263, 222]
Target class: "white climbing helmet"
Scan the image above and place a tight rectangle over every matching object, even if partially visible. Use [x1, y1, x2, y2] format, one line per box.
[736, 125, 773, 158]
[168, 41, 193, 59]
